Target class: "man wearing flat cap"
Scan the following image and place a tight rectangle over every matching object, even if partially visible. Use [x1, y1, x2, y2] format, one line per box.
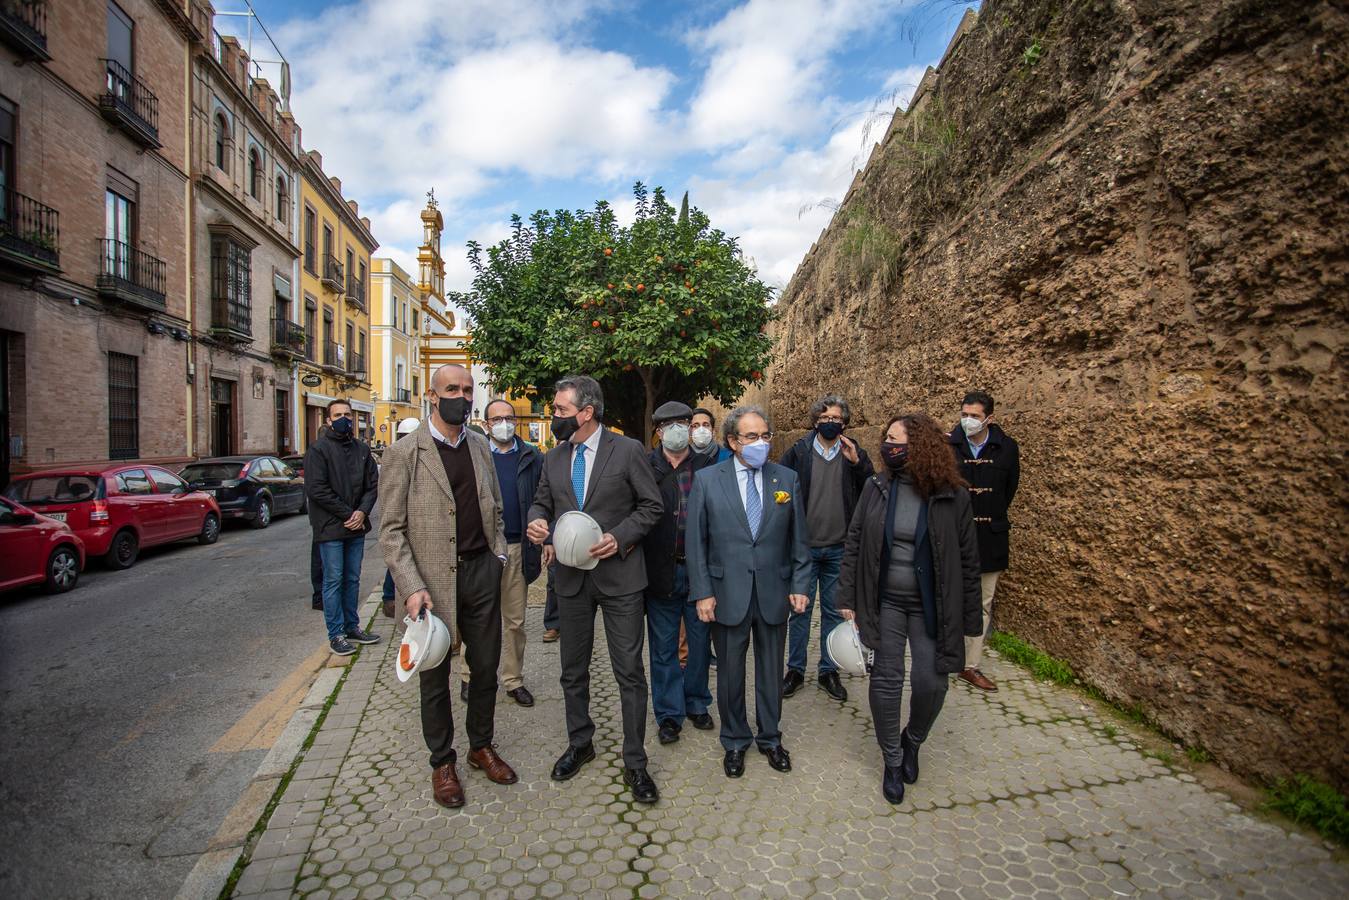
[641, 401, 718, 746]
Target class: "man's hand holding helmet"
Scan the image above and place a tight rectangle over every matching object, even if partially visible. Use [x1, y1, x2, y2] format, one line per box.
[405, 589, 432, 620]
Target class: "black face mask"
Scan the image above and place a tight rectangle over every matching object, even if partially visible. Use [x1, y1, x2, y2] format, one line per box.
[552, 414, 580, 443]
[331, 416, 354, 438]
[880, 441, 908, 471]
[816, 421, 844, 441]
[436, 395, 470, 426]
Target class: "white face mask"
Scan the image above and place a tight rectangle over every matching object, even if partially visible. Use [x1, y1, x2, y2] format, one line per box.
[960, 415, 986, 437]
[690, 426, 714, 449]
[661, 423, 690, 452]
[490, 421, 515, 443]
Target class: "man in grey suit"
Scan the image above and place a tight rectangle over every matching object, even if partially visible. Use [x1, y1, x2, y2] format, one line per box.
[687, 405, 811, 778]
[526, 375, 664, 803]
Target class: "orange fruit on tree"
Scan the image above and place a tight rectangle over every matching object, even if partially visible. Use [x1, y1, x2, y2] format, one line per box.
[592, 319, 601, 328]
[604, 248, 613, 256]
[636, 283, 645, 292]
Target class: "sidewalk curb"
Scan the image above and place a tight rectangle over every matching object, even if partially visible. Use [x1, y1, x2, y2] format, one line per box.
[171, 596, 379, 900]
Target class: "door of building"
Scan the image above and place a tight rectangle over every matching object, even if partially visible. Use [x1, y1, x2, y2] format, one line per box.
[275, 389, 290, 455]
[210, 378, 235, 456]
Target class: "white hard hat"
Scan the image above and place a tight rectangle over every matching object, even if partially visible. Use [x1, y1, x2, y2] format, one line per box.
[826, 621, 874, 676]
[396, 611, 450, 682]
[397, 417, 420, 435]
[553, 510, 603, 571]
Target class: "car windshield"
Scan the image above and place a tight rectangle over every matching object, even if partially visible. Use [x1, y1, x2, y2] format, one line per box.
[6, 475, 101, 505]
[181, 462, 248, 482]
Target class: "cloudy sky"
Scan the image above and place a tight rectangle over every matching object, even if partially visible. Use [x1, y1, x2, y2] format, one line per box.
[225, 0, 976, 295]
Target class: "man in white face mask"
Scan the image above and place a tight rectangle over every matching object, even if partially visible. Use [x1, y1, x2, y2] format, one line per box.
[640, 401, 718, 745]
[691, 407, 733, 463]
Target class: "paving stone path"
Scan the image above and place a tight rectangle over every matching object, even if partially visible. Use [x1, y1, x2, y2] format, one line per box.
[230, 592, 1348, 899]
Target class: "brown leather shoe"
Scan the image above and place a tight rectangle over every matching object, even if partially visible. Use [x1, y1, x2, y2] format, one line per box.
[467, 746, 519, 785]
[381, 599, 396, 619]
[959, 668, 998, 692]
[431, 762, 465, 808]
[542, 628, 560, 643]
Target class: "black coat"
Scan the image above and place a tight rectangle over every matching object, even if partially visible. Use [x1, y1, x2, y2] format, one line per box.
[778, 433, 875, 540]
[501, 439, 544, 584]
[948, 424, 1020, 572]
[641, 447, 716, 600]
[837, 474, 982, 674]
[304, 431, 379, 543]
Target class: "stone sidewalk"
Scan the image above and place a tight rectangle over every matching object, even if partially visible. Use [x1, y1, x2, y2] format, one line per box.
[229, 594, 1348, 899]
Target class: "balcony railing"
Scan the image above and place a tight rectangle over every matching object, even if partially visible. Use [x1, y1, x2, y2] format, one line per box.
[322, 339, 341, 370]
[99, 59, 160, 148]
[0, 188, 60, 273]
[344, 279, 365, 311]
[0, 0, 50, 60]
[346, 351, 367, 381]
[98, 239, 166, 310]
[393, 388, 412, 404]
[271, 318, 306, 357]
[320, 253, 344, 292]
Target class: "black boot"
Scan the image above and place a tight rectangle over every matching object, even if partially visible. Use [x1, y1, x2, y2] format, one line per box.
[883, 764, 905, 804]
[900, 729, 920, 784]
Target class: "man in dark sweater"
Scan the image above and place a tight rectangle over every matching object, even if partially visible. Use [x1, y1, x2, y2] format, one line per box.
[777, 394, 874, 702]
[305, 400, 381, 656]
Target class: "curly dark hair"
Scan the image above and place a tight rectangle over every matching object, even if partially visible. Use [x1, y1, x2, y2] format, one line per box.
[881, 412, 966, 499]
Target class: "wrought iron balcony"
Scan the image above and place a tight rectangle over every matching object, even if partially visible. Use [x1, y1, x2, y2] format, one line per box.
[0, 188, 60, 274]
[0, 0, 50, 60]
[393, 388, 412, 404]
[99, 59, 160, 148]
[320, 253, 344, 292]
[322, 339, 342, 372]
[97, 239, 166, 310]
[345, 351, 367, 382]
[270, 318, 306, 358]
[344, 279, 365, 312]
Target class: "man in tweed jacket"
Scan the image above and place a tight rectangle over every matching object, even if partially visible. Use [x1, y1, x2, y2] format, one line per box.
[380, 364, 517, 809]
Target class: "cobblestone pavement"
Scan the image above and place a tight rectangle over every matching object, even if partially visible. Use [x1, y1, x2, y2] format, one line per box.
[231, 591, 1349, 899]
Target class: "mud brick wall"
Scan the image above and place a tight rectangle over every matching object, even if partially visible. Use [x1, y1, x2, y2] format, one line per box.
[765, 0, 1348, 788]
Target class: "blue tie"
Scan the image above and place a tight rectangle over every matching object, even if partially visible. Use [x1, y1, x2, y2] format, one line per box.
[744, 467, 762, 540]
[571, 444, 587, 508]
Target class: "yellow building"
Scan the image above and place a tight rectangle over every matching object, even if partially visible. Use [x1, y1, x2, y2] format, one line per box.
[370, 258, 427, 444]
[295, 150, 378, 449]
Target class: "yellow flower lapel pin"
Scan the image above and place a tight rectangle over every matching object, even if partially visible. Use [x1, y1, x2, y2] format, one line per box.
[774, 490, 791, 505]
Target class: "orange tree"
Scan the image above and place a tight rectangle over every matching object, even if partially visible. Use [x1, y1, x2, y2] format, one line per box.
[462, 183, 774, 438]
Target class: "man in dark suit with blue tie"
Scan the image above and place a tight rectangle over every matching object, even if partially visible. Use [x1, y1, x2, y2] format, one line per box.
[686, 405, 812, 778]
[526, 375, 664, 803]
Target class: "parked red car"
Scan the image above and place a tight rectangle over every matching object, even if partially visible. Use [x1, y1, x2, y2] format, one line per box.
[5, 464, 221, 570]
[0, 496, 85, 594]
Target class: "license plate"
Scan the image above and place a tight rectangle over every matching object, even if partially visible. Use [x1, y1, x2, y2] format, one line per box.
[46, 512, 67, 522]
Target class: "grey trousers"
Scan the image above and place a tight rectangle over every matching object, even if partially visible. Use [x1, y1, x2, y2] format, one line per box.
[868, 598, 948, 766]
[558, 574, 649, 769]
[712, 587, 786, 753]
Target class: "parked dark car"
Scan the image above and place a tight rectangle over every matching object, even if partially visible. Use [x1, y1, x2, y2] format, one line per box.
[178, 455, 306, 529]
[280, 453, 306, 479]
[6, 464, 220, 570]
[0, 496, 86, 594]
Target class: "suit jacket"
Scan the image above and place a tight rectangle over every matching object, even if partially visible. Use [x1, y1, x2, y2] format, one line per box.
[378, 422, 508, 641]
[526, 428, 663, 598]
[686, 460, 812, 627]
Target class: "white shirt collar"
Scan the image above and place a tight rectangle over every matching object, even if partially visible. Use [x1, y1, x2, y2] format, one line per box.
[572, 425, 603, 456]
[427, 417, 466, 448]
[490, 437, 519, 454]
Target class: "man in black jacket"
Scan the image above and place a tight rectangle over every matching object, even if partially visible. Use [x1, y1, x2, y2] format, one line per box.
[642, 401, 717, 745]
[461, 398, 544, 707]
[305, 399, 381, 656]
[778, 394, 874, 703]
[949, 390, 1021, 692]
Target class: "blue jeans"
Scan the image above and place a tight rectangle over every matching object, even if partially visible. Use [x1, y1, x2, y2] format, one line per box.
[319, 535, 365, 640]
[382, 568, 395, 602]
[787, 543, 845, 675]
[646, 564, 713, 724]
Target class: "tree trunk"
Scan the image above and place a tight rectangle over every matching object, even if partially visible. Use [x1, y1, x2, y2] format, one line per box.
[638, 367, 656, 446]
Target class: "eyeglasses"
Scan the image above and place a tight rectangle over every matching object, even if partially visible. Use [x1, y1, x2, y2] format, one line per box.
[735, 432, 772, 442]
[816, 415, 844, 424]
[487, 415, 517, 425]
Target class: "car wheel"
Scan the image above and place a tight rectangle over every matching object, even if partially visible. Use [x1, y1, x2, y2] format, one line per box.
[45, 545, 80, 594]
[251, 497, 272, 529]
[104, 529, 139, 570]
[198, 512, 221, 545]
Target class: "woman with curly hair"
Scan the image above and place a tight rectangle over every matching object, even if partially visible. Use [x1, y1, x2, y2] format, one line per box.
[837, 412, 982, 804]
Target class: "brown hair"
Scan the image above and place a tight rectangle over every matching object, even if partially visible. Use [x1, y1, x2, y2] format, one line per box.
[882, 412, 966, 499]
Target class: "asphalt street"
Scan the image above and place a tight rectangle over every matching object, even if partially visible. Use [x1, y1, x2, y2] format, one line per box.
[0, 510, 384, 900]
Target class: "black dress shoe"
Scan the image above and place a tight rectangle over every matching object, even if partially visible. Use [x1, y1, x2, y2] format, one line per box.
[883, 764, 905, 804]
[624, 767, 660, 804]
[311, 598, 323, 610]
[818, 671, 848, 702]
[507, 686, 535, 707]
[460, 681, 470, 703]
[724, 750, 746, 778]
[550, 743, 596, 781]
[657, 718, 681, 744]
[782, 669, 805, 698]
[688, 712, 715, 730]
[759, 744, 792, 772]
[900, 729, 920, 784]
